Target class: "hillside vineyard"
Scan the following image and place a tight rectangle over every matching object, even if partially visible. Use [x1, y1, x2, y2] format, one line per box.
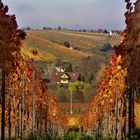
[0, 0, 140, 140]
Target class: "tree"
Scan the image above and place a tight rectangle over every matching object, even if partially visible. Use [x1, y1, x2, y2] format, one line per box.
[0, 2, 26, 139]
[103, 29, 108, 34]
[90, 29, 94, 32]
[55, 58, 63, 67]
[100, 43, 112, 52]
[64, 41, 70, 48]
[68, 81, 90, 111]
[58, 26, 61, 30]
[64, 61, 73, 72]
[27, 26, 30, 30]
[43, 27, 47, 30]
[80, 56, 105, 83]
[83, 29, 87, 32]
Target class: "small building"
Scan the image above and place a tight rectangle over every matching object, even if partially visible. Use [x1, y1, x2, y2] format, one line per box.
[55, 67, 65, 72]
[110, 30, 113, 35]
[51, 72, 80, 85]
[110, 30, 121, 35]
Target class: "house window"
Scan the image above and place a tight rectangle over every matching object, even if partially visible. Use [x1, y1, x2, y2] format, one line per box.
[61, 78, 68, 81]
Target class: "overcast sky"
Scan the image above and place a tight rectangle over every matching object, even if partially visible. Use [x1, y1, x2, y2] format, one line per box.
[3, 0, 135, 30]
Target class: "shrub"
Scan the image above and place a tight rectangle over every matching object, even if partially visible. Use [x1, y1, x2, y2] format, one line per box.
[64, 41, 70, 48]
[100, 43, 112, 52]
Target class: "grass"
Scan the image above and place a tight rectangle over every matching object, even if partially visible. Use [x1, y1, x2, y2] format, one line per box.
[23, 131, 115, 140]
[21, 45, 55, 61]
[59, 30, 111, 37]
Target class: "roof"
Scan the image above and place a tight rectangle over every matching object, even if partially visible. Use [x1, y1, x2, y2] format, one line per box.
[51, 72, 80, 83]
[35, 71, 44, 80]
[111, 30, 122, 34]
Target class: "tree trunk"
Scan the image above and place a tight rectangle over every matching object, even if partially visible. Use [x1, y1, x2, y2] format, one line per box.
[128, 88, 132, 139]
[40, 103, 43, 134]
[128, 87, 134, 139]
[1, 70, 6, 140]
[32, 71, 35, 134]
[122, 94, 127, 140]
[70, 90, 73, 114]
[45, 101, 48, 133]
[115, 96, 119, 140]
[106, 112, 110, 134]
[20, 75, 25, 140]
[8, 91, 11, 140]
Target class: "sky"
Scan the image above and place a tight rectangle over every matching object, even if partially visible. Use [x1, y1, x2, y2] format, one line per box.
[2, 0, 135, 30]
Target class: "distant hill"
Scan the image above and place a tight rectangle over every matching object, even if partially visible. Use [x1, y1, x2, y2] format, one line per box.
[22, 30, 121, 64]
[22, 30, 91, 62]
[21, 30, 121, 99]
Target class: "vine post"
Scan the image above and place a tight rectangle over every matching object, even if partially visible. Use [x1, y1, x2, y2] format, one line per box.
[32, 70, 35, 134]
[1, 70, 6, 140]
[20, 75, 25, 140]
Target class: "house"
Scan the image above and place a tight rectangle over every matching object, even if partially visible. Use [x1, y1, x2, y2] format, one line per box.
[51, 72, 80, 85]
[55, 67, 65, 72]
[110, 30, 121, 35]
[96, 29, 103, 33]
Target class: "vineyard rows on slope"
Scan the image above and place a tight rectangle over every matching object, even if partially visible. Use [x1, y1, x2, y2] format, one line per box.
[23, 30, 121, 62]
[23, 33, 90, 61]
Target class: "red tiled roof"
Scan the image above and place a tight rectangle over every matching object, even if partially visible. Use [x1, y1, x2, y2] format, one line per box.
[51, 72, 80, 83]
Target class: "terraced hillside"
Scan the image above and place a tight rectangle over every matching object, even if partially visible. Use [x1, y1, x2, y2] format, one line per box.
[22, 30, 121, 62]
[22, 30, 121, 105]
[23, 34, 89, 62]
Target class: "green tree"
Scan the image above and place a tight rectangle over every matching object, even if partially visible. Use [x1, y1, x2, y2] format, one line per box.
[100, 43, 112, 52]
[68, 81, 90, 112]
[64, 62, 73, 72]
[58, 26, 61, 30]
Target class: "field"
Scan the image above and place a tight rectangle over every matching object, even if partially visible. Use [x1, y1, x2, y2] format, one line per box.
[22, 30, 121, 62]
[58, 103, 89, 114]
